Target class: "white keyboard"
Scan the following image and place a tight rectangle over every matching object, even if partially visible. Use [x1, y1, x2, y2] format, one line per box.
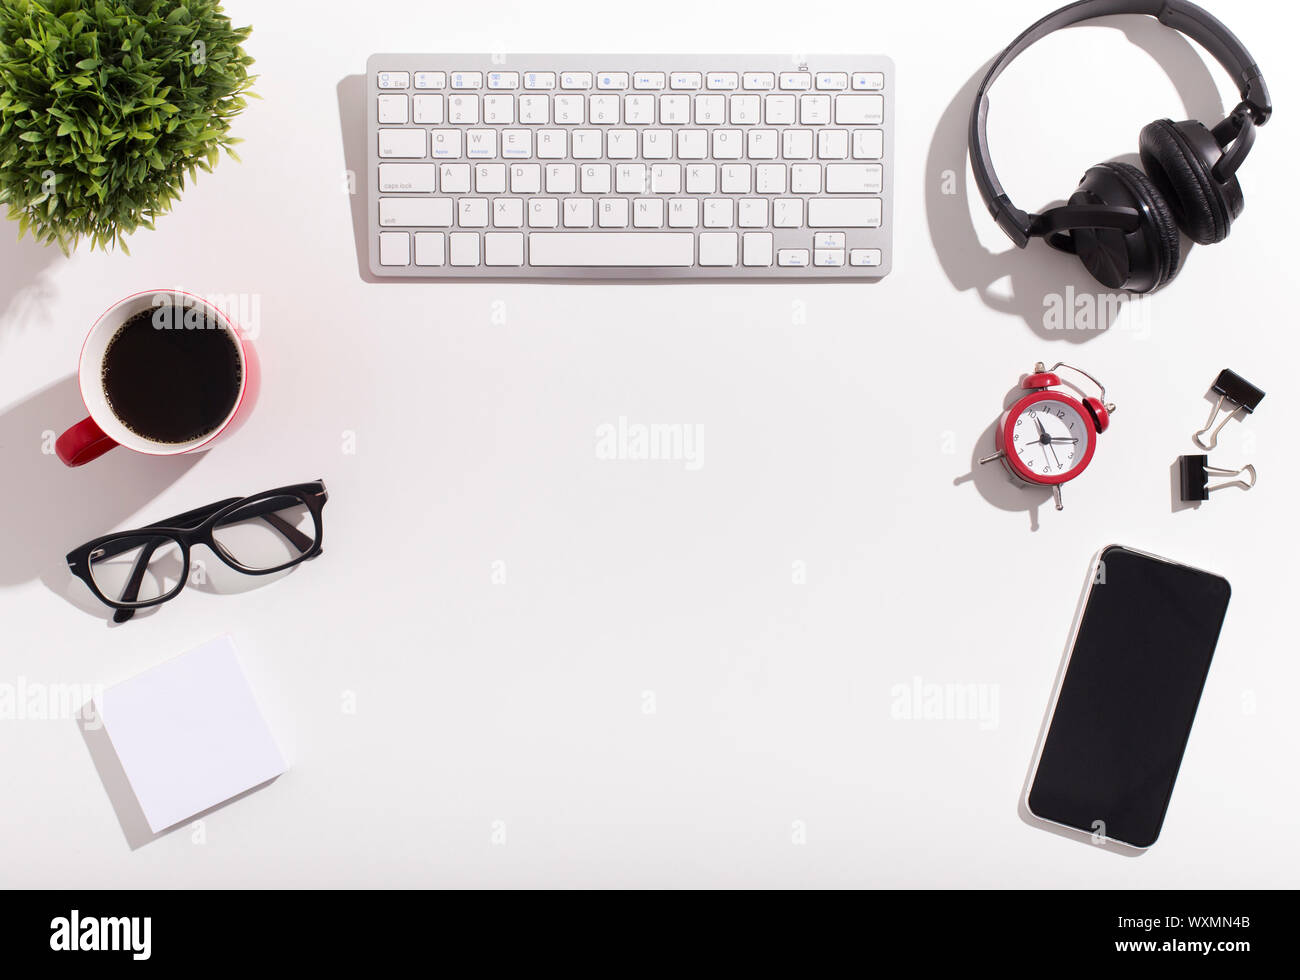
[365, 54, 893, 279]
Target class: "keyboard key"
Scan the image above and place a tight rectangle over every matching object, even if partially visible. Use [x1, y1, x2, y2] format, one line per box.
[694, 95, 725, 125]
[707, 72, 739, 90]
[412, 94, 444, 124]
[817, 129, 849, 159]
[439, 163, 471, 192]
[529, 199, 559, 227]
[449, 232, 479, 265]
[379, 163, 436, 193]
[836, 94, 884, 124]
[379, 231, 409, 264]
[813, 232, 845, 249]
[377, 94, 408, 123]
[377, 71, 409, 89]
[554, 95, 584, 124]
[597, 72, 629, 89]
[450, 71, 482, 89]
[414, 71, 445, 89]
[634, 71, 666, 90]
[816, 72, 848, 90]
[807, 197, 882, 227]
[447, 94, 478, 123]
[530, 232, 695, 266]
[560, 71, 593, 89]
[814, 248, 845, 267]
[850, 248, 882, 266]
[853, 129, 884, 159]
[825, 163, 883, 193]
[670, 72, 702, 89]
[748, 130, 778, 159]
[743, 72, 775, 90]
[378, 129, 427, 158]
[779, 72, 811, 90]
[589, 95, 620, 124]
[563, 199, 594, 227]
[777, 248, 809, 266]
[487, 71, 519, 89]
[483, 94, 514, 124]
[523, 71, 556, 89]
[519, 95, 549, 124]
[510, 162, 541, 192]
[765, 95, 795, 125]
[380, 198, 453, 226]
[485, 232, 525, 265]
[633, 198, 664, 227]
[458, 198, 488, 227]
[852, 72, 884, 90]
[598, 198, 629, 227]
[791, 163, 820, 193]
[800, 94, 831, 124]
[624, 95, 654, 124]
[667, 198, 698, 227]
[782, 129, 813, 159]
[502, 129, 533, 158]
[475, 163, 506, 192]
[730, 95, 760, 125]
[773, 199, 803, 227]
[414, 232, 445, 265]
[699, 232, 738, 266]
[660, 95, 689, 125]
[743, 232, 773, 266]
[465, 129, 496, 157]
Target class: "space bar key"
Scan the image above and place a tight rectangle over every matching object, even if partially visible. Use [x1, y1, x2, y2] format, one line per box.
[529, 233, 695, 267]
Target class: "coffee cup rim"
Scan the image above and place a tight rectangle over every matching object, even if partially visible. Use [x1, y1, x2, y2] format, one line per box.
[78, 289, 250, 456]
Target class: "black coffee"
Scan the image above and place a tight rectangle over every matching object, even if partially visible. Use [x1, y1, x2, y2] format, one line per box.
[102, 307, 242, 444]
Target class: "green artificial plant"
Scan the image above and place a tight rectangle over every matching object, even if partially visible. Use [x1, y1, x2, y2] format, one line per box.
[0, 0, 255, 253]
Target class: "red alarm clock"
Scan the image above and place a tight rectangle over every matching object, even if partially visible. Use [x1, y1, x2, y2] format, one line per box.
[979, 362, 1115, 511]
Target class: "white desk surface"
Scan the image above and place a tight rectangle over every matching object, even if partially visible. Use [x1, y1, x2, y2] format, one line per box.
[2, 0, 1297, 888]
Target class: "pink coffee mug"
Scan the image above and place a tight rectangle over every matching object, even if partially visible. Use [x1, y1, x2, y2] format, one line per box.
[56, 289, 260, 467]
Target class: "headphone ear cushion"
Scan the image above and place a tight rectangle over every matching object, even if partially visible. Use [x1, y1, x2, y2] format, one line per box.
[1139, 119, 1235, 245]
[1072, 162, 1181, 291]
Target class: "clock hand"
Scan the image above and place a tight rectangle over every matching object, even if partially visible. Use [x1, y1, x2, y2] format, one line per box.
[1049, 443, 1062, 468]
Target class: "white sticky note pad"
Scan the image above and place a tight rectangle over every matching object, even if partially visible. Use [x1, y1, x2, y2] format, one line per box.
[94, 636, 287, 833]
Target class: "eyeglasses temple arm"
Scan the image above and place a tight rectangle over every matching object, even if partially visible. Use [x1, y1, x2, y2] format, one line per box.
[111, 538, 163, 624]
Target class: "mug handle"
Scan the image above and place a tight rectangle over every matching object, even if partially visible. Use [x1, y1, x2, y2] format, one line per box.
[56, 416, 118, 467]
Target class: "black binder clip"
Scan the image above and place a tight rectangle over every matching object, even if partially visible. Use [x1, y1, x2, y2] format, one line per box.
[1194, 369, 1264, 450]
[1179, 454, 1257, 501]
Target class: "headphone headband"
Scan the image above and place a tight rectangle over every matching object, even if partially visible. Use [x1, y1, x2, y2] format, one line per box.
[969, 0, 1272, 247]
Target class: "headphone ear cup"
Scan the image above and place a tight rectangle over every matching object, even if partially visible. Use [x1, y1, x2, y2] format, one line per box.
[1068, 162, 1181, 293]
[1139, 119, 1242, 245]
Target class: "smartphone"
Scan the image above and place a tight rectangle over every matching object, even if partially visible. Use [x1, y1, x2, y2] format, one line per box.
[1027, 545, 1231, 848]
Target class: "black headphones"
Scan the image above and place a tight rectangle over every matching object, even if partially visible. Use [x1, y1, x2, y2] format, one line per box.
[969, 0, 1271, 293]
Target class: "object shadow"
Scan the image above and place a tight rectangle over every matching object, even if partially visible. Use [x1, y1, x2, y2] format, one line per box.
[0, 228, 63, 336]
[337, 74, 381, 285]
[77, 703, 279, 850]
[1016, 551, 1145, 857]
[0, 377, 199, 615]
[926, 17, 1226, 338]
[953, 379, 1063, 531]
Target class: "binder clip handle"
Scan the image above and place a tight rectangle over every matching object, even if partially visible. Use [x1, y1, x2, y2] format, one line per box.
[1193, 369, 1265, 450]
[1179, 454, 1257, 502]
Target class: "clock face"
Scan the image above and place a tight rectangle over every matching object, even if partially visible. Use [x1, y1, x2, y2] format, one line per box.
[1009, 397, 1092, 480]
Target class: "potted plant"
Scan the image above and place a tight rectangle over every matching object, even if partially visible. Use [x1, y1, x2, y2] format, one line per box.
[0, 0, 255, 253]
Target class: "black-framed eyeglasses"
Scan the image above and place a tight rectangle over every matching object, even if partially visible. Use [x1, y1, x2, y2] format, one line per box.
[66, 480, 328, 623]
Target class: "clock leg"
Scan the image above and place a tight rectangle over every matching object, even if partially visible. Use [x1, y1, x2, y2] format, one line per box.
[1052, 485, 1063, 511]
[978, 451, 1004, 465]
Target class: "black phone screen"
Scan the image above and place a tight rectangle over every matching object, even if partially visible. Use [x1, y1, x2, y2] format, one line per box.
[1027, 546, 1231, 848]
